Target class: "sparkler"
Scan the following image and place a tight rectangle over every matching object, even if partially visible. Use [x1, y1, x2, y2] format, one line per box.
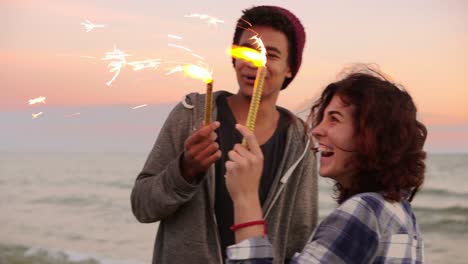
[184, 13, 224, 25]
[81, 19, 105, 32]
[132, 104, 148, 110]
[167, 64, 213, 125]
[28, 96, 46, 105]
[102, 46, 131, 86]
[229, 36, 267, 146]
[32, 112, 43, 119]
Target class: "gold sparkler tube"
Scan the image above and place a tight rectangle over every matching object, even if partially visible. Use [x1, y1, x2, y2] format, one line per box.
[204, 81, 213, 125]
[242, 66, 267, 146]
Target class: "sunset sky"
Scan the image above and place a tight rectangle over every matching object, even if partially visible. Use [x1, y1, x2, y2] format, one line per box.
[1, 0, 467, 152]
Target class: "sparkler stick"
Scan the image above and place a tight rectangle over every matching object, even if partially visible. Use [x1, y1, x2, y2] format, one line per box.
[229, 36, 267, 146]
[167, 64, 213, 125]
[204, 80, 213, 125]
[243, 67, 266, 146]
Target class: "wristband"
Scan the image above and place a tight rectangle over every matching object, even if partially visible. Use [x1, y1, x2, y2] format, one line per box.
[230, 220, 266, 235]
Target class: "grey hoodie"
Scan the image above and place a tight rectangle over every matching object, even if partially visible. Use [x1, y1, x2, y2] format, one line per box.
[131, 91, 318, 263]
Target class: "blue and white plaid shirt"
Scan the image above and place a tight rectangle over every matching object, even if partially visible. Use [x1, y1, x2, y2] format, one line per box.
[227, 192, 424, 263]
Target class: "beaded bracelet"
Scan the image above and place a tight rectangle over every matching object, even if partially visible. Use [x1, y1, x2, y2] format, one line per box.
[230, 220, 266, 235]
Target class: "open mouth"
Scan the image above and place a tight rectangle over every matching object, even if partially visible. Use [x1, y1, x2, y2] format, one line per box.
[243, 75, 256, 81]
[318, 145, 334, 157]
[241, 75, 256, 86]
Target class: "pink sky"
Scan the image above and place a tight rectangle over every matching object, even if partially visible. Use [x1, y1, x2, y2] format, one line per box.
[2, 0, 467, 152]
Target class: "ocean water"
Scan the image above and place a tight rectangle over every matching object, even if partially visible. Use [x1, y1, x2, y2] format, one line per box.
[0, 152, 467, 263]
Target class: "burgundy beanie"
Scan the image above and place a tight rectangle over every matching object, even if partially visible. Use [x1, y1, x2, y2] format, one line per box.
[232, 5, 306, 89]
[273, 6, 306, 89]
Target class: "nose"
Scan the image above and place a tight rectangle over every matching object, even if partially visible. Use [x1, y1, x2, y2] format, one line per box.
[235, 57, 258, 69]
[246, 60, 258, 69]
[310, 121, 325, 141]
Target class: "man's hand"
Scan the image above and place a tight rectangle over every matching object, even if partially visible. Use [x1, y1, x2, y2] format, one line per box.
[181, 121, 221, 182]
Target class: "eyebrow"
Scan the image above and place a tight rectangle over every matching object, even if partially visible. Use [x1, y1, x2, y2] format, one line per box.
[327, 110, 344, 118]
[266, 46, 281, 55]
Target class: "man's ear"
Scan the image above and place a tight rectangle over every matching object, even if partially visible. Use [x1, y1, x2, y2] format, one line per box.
[286, 67, 292, 78]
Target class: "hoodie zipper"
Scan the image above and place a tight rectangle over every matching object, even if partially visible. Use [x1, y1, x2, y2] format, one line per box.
[264, 139, 310, 219]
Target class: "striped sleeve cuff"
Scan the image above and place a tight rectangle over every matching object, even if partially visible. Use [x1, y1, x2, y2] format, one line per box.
[226, 236, 273, 260]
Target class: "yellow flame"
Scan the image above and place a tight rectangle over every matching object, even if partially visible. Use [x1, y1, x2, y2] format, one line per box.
[182, 64, 213, 84]
[229, 46, 264, 67]
[229, 35, 267, 67]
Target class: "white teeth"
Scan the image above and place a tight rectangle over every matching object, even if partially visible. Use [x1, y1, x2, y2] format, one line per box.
[318, 146, 333, 153]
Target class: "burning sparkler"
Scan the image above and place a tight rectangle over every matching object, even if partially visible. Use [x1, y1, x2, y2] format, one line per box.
[32, 112, 43, 119]
[167, 64, 213, 125]
[184, 13, 224, 25]
[102, 46, 131, 86]
[28, 96, 46, 105]
[229, 36, 267, 146]
[132, 104, 148, 110]
[81, 19, 105, 32]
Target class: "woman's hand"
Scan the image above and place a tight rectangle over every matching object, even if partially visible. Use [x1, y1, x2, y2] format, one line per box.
[225, 124, 264, 205]
[225, 124, 265, 243]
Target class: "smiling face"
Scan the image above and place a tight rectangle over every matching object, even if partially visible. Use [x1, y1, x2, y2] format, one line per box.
[234, 26, 292, 100]
[311, 95, 357, 187]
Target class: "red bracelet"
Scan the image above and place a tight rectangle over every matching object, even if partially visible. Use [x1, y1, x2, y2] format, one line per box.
[230, 220, 266, 235]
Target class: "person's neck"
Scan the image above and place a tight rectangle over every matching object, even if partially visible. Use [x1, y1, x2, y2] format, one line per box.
[227, 92, 280, 145]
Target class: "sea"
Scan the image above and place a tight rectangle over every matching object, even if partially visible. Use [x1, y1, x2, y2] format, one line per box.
[0, 152, 467, 263]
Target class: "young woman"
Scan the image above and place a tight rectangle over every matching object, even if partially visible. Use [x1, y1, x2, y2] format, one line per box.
[224, 67, 427, 263]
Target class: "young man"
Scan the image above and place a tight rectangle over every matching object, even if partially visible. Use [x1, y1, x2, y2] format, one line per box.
[131, 6, 318, 263]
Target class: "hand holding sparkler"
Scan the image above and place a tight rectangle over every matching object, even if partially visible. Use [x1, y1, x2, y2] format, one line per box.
[225, 124, 264, 201]
[181, 121, 221, 182]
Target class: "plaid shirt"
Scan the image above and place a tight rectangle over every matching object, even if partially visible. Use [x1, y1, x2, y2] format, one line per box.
[227, 192, 424, 263]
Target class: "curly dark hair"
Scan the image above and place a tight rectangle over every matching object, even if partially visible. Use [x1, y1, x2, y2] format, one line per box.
[308, 66, 427, 204]
[232, 6, 298, 89]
